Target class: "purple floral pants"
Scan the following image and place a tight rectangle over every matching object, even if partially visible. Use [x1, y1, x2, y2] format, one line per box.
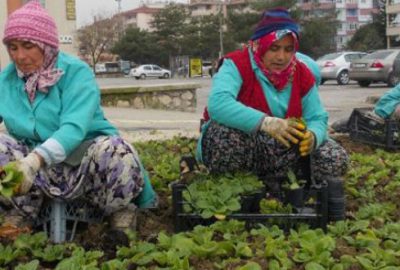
[0, 134, 144, 218]
[202, 122, 349, 181]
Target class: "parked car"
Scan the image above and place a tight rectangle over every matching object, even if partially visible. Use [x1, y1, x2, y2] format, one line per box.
[349, 49, 400, 87]
[316, 51, 367, 85]
[129, 64, 171, 79]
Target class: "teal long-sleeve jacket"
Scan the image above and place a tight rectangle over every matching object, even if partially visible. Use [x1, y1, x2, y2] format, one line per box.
[374, 84, 400, 118]
[0, 52, 117, 164]
[197, 49, 328, 162]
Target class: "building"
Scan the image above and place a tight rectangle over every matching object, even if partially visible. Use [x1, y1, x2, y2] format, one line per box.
[0, 0, 77, 69]
[297, 0, 378, 51]
[386, 0, 400, 48]
[188, 0, 251, 17]
[119, 5, 162, 32]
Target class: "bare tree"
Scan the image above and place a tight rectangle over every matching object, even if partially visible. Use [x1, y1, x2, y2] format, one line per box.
[76, 14, 121, 72]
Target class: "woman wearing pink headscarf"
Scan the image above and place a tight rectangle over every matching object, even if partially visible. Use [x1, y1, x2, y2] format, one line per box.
[198, 8, 349, 221]
[0, 0, 155, 230]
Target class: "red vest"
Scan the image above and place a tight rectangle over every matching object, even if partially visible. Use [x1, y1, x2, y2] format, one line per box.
[203, 48, 315, 121]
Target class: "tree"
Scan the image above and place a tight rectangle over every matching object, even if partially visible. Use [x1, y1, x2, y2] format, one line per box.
[299, 16, 338, 58]
[111, 27, 166, 65]
[151, 4, 191, 63]
[76, 15, 120, 72]
[346, 23, 384, 51]
[183, 15, 235, 60]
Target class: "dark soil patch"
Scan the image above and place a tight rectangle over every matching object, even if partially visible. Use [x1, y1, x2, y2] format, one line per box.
[329, 133, 376, 155]
[137, 190, 174, 240]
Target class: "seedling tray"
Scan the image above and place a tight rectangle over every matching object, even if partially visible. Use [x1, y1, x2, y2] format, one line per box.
[172, 177, 328, 232]
[348, 107, 400, 150]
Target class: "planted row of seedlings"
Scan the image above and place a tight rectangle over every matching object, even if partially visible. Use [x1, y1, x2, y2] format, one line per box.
[0, 137, 399, 269]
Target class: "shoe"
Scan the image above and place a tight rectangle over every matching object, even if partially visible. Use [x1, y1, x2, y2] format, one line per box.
[109, 208, 137, 231]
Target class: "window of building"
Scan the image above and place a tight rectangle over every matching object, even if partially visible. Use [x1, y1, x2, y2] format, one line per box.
[349, 23, 358, 30]
[346, 9, 357, 17]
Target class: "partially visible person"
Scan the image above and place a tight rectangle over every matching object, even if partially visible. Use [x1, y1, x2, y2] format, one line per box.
[197, 8, 349, 221]
[374, 85, 400, 120]
[0, 0, 156, 231]
[331, 84, 400, 133]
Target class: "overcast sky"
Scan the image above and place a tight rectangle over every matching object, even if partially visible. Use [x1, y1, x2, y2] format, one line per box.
[75, 0, 188, 28]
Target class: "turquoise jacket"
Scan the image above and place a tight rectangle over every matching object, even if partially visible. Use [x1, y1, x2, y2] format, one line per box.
[0, 52, 118, 161]
[374, 84, 400, 118]
[296, 52, 321, 86]
[197, 49, 328, 161]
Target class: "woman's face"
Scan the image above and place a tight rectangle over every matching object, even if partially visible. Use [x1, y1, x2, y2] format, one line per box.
[262, 34, 295, 72]
[7, 40, 44, 73]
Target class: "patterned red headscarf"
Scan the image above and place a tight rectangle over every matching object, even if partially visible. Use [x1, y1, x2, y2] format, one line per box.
[250, 29, 298, 90]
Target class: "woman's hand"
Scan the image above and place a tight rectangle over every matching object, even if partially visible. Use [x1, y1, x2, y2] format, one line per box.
[260, 116, 306, 147]
[299, 130, 315, 156]
[8, 152, 42, 195]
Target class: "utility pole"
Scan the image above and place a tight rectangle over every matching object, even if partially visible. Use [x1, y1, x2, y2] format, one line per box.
[115, 0, 122, 13]
[219, 0, 224, 58]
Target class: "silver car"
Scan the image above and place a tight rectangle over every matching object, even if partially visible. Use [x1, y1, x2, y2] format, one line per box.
[349, 49, 400, 87]
[317, 51, 366, 85]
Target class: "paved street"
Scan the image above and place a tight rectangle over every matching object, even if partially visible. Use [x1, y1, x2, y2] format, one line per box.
[99, 77, 390, 141]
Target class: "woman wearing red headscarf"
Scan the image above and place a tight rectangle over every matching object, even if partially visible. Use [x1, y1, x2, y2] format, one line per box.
[197, 8, 348, 221]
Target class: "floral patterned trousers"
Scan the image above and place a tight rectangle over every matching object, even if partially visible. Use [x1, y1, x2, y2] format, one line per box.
[0, 134, 144, 218]
[202, 122, 349, 181]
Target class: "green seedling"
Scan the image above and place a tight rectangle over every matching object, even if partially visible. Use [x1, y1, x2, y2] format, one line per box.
[0, 163, 24, 198]
[283, 169, 306, 190]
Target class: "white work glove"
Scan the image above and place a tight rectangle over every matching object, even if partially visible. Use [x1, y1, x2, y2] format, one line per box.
[9, 153, 42, 195]
[260, 116, 306, 148]
[299, 130, 315, 156]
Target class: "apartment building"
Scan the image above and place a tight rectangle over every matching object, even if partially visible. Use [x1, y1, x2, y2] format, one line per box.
[0, 0, 77, 69]
[189, 0, 251, 17]
[119, 5, 162, 32]
[386, 0, 400, 48]
[297, 0, 378, 51]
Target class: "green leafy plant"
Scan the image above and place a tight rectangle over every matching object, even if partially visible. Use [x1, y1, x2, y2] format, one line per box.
[283, 169, 306, 190]
[0, 163, 24, 198]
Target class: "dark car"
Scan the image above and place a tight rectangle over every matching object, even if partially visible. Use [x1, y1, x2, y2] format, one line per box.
[349, 49, 400, 87]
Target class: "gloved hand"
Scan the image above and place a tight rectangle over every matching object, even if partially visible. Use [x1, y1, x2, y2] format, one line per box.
[299, 130, 315, 156]
[260, 116, 306, 148]
[8, 152, 42, 195]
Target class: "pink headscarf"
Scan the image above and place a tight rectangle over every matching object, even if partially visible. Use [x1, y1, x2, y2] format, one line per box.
[250, 30, 298, 90]
[15, 40, 64, 103]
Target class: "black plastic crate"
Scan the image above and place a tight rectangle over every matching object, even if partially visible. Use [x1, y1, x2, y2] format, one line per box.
[172, 178, 328, 233]
[348, 107, 400, 149]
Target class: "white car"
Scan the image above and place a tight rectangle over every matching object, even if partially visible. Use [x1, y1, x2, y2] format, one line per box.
[129, 64, 171, 79]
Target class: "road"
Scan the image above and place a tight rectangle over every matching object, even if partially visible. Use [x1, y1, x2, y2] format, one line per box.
[98, 77, 390, 141]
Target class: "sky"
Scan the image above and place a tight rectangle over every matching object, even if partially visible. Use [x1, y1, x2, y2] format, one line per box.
[75, 0, 187, 28]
